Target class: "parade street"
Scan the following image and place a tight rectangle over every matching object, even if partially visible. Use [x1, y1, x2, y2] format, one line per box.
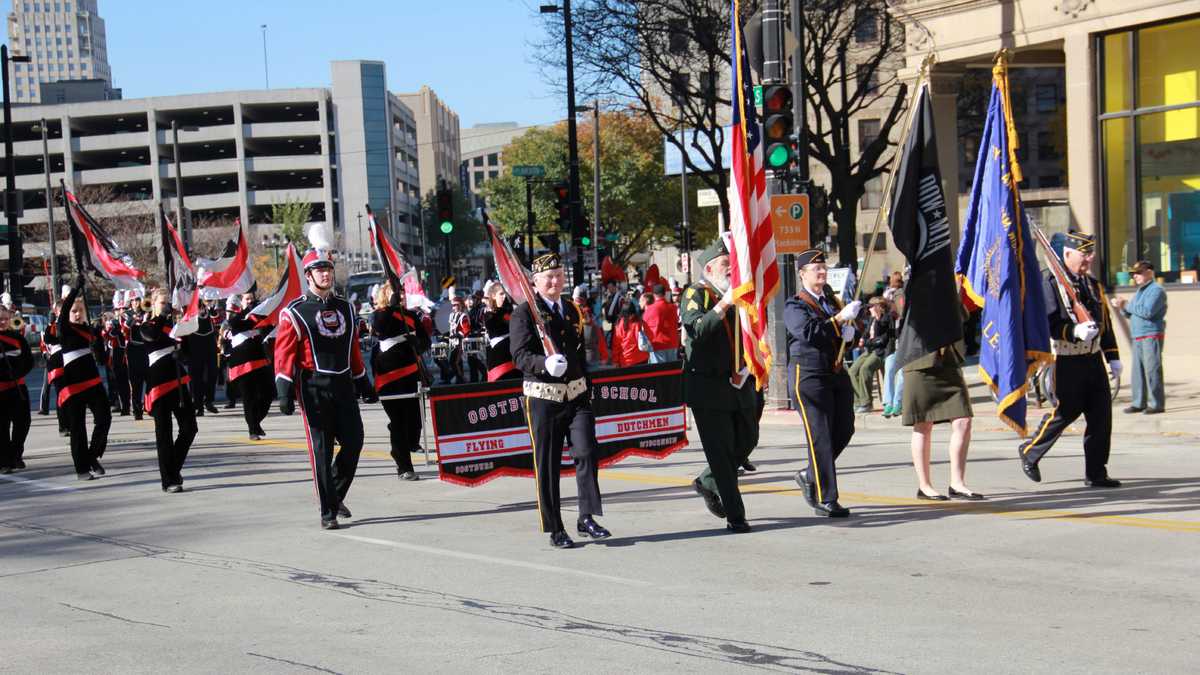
[1, 404, 1196, 674]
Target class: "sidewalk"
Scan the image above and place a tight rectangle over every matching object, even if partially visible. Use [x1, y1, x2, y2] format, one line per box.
[762, 360, 1200, 438]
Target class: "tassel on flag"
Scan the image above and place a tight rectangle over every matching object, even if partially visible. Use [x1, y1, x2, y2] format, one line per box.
[249, 243, 303, 336]
[62, 184, 146, 292]
[195, 218, 254, 299]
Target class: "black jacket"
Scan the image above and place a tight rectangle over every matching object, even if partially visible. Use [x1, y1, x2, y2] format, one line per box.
[860, 313, 895, 358]
[510, 294, 588, 385]
[1043, 270, 1119, 362]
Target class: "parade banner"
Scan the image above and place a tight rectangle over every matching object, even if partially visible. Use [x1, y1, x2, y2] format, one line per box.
[431, 362, 687, 486]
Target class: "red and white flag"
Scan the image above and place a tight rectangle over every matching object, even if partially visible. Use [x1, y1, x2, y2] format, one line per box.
[484, 214, 556, 355]
[160, 206, 202, 338]
[727, 3, 780, 389]
[63, 186, 146, 292]
[196, 219, 254, 299]
[249, 243, 303, 336]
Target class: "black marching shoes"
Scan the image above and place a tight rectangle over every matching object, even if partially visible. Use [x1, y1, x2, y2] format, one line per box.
[726, 518, 752, 533]
[337, 502, 352, 519]
[692, 478, 726, 519]
[814, 501, 850, 518]
[576, 515, 611, 539]
[321, 519, 339, 530]
[1018, 448, 1041, 482]
[1084, 476, 1122, 488]
[794, 470, 817, 508]
[549, 530, 575, 549]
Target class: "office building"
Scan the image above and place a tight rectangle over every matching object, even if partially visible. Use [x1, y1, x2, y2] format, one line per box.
[5, 0, 113, 104]
[396, 85, 461, 195]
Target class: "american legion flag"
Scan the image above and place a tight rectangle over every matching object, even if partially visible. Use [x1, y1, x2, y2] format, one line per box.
[727, 0, 780, 389]
[955, 56, 1052, 435]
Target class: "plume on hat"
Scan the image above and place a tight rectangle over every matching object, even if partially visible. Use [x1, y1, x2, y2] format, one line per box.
[307, 222, 335, 251]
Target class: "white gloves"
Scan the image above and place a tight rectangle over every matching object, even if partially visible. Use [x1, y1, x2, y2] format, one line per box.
[714, 287, 736, 314]
[841, 324, 856, 343]
[545, 354, 568, 377]
[836, 300, 862, 323]
[1073, 321, 1099, 342]
[1109, 360, 1123, 379]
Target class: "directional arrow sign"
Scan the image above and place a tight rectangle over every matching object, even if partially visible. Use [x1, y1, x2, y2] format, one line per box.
[770, 193, 811, 254]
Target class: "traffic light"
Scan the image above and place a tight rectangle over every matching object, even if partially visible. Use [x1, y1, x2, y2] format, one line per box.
[537, 233, 561, 253]
[551, 182, 570, 230]
[762, 85, 795, 171]
[574, 215, 591, 248]
[674, 222, 692, 250]
[436, 184, 454, 234]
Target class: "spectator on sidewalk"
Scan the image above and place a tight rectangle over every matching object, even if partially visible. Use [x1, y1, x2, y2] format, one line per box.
[881, 285, 906, 419]
[1110, 260, 1167, 414]
[848, 297, 894, 413]
[611, 303, 649, 368]
[642, 283, 680, 364]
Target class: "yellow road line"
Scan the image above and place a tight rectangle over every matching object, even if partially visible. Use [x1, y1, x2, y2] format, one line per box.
[232, 438, 1200, 534]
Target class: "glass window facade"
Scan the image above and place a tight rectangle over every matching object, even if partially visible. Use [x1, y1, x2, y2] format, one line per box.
[1099, 16, 1200, 285]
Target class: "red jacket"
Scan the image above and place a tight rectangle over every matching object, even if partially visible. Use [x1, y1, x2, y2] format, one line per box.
[641, 297, 680, 351]
[612, 318, 649, 367]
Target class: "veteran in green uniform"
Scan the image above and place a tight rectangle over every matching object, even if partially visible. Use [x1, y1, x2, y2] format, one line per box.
[681, 238, 757, 533]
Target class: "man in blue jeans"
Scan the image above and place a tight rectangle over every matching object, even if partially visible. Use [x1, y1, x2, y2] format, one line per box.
[1110, 260, 1167, 414]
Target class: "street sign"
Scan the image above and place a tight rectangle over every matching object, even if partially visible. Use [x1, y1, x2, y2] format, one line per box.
[512, 165, 546, 178]
[680, 252, 690, 274]
[697, 188, 720, 208]
[770, 193, 811, 254]
[753, 85, 763, 108]
[583, 248, 598, 271]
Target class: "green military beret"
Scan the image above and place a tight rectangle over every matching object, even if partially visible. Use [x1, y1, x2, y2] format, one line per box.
[696, 237, 729, 268]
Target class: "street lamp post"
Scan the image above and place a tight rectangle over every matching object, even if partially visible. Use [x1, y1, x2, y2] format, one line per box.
[2, 45, 32, 301]
[32, 120, 58, 303]
[171, 120, 200, 251]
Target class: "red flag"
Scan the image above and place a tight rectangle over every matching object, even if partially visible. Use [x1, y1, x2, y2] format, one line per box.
[484, 217, 556, 355]
[728, 4, 780, 389]
[600, 256, 624, 285]
[366, 208, 409, 291]
[196, 219, 254, 299]
[249, 243, 303, 335]
[63, 186, 146, 291]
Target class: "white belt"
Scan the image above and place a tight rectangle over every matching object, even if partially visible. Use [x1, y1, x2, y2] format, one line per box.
[488, 334, 508, 347]
[379, 335, 408, 352]
[49, 344, 62, 355]
[148, 345, 176, 366]
[523, 377, 587, 403]
[1051, 338, 1099, 357]
[62, 348, 92, 366]
[3, 349, 22, 358]
[231, 330, 260, 348]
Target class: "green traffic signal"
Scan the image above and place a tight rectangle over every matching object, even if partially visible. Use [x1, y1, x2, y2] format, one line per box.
[580, 235, 591, 246]
[765, 144, 793, 169]
[440, 221, 453, 234]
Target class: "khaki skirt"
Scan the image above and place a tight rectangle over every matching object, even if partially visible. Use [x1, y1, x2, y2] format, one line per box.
[902, 358, 973, 426]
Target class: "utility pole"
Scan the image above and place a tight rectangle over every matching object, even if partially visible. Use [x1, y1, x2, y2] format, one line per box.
[525, 178, 535, 262]
[679, 103, 691, 285]
[261, 24, 269, 89]
[39, 119, 58, 301]
[3, 45, 31, 301]
[591, 103, 600, 262]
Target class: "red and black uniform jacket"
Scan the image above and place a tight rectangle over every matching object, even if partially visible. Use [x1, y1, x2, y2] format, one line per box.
[483, 300, 519, 381]
[42, 322, 63, 389]
[370, 305, 429, 396]
[226, 308, 269, 382]
[273, 293, 368, 388]
[139, 314, 189, 413]
[0, 328, 34, 397]
[55, 286, 103, 406]
[103, 317, 126, 369]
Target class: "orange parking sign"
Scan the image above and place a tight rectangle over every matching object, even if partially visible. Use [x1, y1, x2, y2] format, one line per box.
[770, 194, 811, 254]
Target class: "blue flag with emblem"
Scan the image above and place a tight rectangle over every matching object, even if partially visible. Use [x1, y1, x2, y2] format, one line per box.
[955, 56, 1052, 436]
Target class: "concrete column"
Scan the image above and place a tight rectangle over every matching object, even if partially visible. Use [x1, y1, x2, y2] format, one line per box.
[1064, 32, 1097, 234]
[146, 108, 162, 207]
[928, 67, 962, 247]
[317, 92, 335, 234]
[233, 102, 249, 227]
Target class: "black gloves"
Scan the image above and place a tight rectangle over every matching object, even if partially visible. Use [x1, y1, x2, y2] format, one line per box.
[356, 375, 378, 404]
[276, 377, 295, 416]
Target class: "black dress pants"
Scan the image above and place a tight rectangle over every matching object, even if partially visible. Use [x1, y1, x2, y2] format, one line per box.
[789, 364, 855, 505]
[1020, 354, 1113, 480]
[12, 385, 31, 463]
[62, 386, 112, 475]
[109, 352, 130, 413]
[0, 388, 31, 469]
[151, 388, 197, 489]
[237, 369, 273, 435]
[127, 344, 148, 415]
[298, 373, 365, 521]
[187, 335, 218, 409]
[692, 405, 759, 522]
[523, 395, 603, 533]
[382, 395, 420, 472]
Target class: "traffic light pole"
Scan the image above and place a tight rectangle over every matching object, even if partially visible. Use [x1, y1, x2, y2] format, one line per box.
[562, 0, 585, 285]
[3, 45, 23, 301]
[525, 177, 535, 263]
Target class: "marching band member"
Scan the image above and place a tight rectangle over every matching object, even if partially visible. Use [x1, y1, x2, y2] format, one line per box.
[1019, 231, 1122, 488]
[0, 304, 34, 473]
[124, 291, 149, 421]
[58, 277, 113, 481]
[482, 280, 520, 381]
[446, 296, 471, 384]
[510, 252, 610, 549]
[104, 291, 131, 415]
[140, 289, 197, 492]
[186, 299, 220, 416]
[371, 281, 429, 480]
[227, 291, 273, 440]
[681, 238, 755, 533]
[785, 249, 860, 517]
[274, 236, 377, 530]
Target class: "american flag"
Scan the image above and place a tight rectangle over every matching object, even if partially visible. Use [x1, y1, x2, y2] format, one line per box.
[728, 1, 780, 388]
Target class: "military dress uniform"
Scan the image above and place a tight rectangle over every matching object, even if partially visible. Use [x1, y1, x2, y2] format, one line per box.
[1019, 232, 1121, 487]
[139, 311, 197, 492]
[0, 326, 34, 472]
[510, 253, 609, 548]
[681, 238, 758, 532]
[371, 301, 430, 477]
[274, 247, 377, 528]
[783, 250, 857, 517]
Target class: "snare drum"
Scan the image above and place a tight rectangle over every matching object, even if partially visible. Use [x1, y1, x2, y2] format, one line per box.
[431, 338, 450, 361]
[463, 336, 487, 360]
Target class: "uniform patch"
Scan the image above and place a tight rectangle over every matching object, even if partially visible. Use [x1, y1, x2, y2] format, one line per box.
[317, 309, 346, 338]
[687, 300, 699, 311]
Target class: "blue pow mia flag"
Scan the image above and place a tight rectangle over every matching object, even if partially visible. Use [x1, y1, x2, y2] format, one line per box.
[887, 83, 961, 370]
[955, 58, 1052, 436]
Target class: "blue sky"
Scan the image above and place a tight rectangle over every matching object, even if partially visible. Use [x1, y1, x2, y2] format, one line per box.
[3, 0, 565, 129]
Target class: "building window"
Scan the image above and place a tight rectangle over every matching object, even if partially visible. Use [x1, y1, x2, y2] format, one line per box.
[489, 170, 499, 180]
[474, 171, 484, 186]
[858, 118, 880, 153]
[1099, 17, 1200, 285]
[668, 18, 688, 55]
[861, 175, 883, 210]
[487, 152, 498, 166]
[472, 156, 483, 167]
[857, 64, 879, 95]
[1036, 131, 1061, 160]
[854, 9, 878, 44]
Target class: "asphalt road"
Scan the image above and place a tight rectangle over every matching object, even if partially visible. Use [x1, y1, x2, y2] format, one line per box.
[2, 403, 1197, 674]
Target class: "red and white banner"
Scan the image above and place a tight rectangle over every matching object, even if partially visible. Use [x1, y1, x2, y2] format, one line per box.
[196, 219, 254, 299]
[63, 187, 146, 292]
[250, 243, 303, 336]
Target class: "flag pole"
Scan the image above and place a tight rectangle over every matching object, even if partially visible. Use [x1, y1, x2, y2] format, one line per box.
[59, 179, 82, 278]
